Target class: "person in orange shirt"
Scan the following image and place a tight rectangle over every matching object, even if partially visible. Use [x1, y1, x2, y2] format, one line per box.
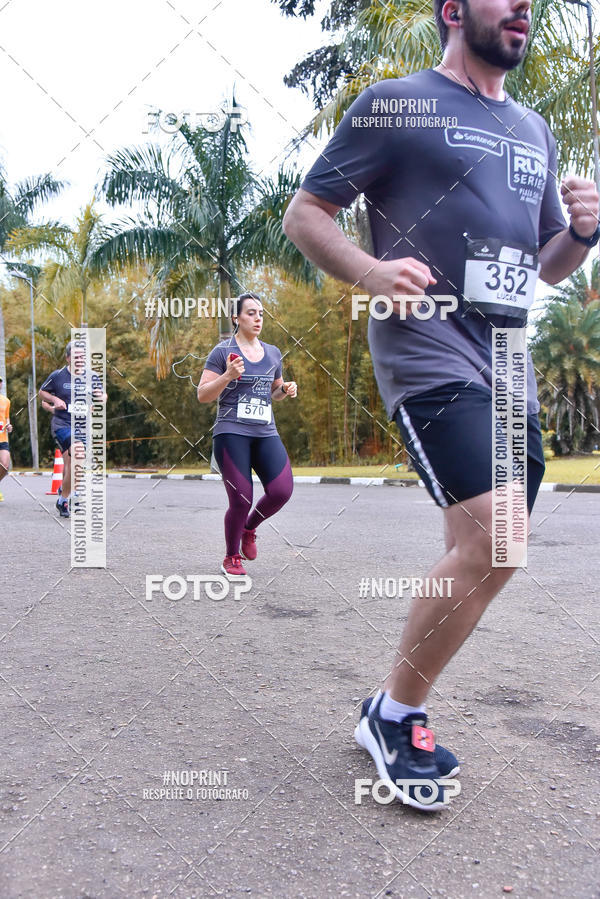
[0, 376, 13, 502]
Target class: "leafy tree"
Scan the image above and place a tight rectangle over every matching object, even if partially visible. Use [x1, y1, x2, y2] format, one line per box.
[0, 165, 64, 390]
[93, 106, 317, 376]
[274, 0, 371, 108]
[532, 260, 600, 454]
[6, 203, 104, 326]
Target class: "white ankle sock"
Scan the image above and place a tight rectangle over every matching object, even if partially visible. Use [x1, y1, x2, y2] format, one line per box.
[377, 691, 426, 723]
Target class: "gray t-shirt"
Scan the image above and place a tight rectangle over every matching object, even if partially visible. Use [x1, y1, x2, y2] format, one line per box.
[301, 69, 566, 416]
[204, 339, 283, 437]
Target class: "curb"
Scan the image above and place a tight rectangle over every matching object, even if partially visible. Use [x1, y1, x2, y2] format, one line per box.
[11, 470, 600, 492]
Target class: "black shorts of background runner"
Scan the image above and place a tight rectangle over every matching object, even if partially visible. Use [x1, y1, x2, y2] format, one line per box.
[395, 382, 545, 514]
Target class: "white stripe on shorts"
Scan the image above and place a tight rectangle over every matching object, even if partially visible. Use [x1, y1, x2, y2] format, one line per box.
[398, 405, 448, 508]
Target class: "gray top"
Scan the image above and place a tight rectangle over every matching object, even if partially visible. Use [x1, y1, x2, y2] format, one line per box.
[301, 69, 566, 416]
[204, 338, 283, 437]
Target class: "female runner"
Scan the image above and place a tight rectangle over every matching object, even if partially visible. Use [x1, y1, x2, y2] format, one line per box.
[198, 292, 297, 576]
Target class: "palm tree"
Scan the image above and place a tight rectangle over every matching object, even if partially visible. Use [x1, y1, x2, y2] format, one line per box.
[532, 261, 600, 453]
[304, 0, 596, 176]
[6, 323, 66, 378]
[6, 202, 104, 327]
[0, 166, 64, 391]
[92, 105, 318, 376]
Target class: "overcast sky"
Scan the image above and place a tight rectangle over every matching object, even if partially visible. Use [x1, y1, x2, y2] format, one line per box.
[0, 0, 330, 222]
[0, 0, 593, 297]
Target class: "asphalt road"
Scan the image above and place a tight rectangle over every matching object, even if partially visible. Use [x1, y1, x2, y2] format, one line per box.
[2, 476, 599, 898]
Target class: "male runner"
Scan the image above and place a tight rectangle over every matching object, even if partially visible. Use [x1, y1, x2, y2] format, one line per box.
[40, 341, 105, 518]
[0, 377, 13, 501]
[283, 0, 599, 809]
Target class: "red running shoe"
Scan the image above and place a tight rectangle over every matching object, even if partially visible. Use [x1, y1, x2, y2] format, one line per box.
[241, 528, 257, 561]
[221, 553, 247, 577]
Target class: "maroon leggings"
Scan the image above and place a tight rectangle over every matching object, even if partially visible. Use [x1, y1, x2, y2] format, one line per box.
[213, 433, 294, 556]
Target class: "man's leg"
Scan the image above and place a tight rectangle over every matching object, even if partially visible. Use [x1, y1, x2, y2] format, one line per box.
[61, 448, 72, 500]
[384, 489, 524, 706]
[0, 449, 10, 482]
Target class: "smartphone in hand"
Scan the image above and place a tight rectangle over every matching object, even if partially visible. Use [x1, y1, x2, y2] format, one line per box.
[227, 352, 242, 380]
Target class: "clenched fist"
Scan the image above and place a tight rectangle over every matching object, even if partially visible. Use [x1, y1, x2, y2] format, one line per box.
[361, 257, 437, 316]
[561, 175, 599, 240]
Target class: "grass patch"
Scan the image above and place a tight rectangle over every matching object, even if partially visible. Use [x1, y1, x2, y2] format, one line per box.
[134, 455, 600, 484]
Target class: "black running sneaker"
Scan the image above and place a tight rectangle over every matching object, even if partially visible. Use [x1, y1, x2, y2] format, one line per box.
[355, 693, 451, 811]
[355, 697, 460, 778]
[56, 497, 70, 518]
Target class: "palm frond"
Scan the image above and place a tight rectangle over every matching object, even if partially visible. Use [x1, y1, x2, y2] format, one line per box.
[88, 221, 193, 272]
[6, 222, 72, 259]
[101, 144, 186, 215]
[13, 173, 66, 218]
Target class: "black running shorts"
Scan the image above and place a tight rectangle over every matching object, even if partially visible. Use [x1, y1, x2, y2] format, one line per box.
[394, 382, 545, 513]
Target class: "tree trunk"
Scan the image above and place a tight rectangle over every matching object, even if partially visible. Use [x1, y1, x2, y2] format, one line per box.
[343, 306, 352, 460]
[219, 271, 232, 340]
[81, 282, 88, 328]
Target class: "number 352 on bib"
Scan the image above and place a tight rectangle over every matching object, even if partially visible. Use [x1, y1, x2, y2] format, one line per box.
[463, 237, 539, 321]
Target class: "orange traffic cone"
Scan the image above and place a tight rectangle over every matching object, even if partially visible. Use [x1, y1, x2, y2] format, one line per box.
[46, 449, 64, 495]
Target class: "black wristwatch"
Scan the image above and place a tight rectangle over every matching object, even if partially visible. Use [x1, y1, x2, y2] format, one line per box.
[569, 222, 600, 248]
[280, 383, 287, 394]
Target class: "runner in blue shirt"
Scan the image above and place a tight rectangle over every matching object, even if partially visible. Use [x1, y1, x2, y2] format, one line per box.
[40, 341, 105, 518]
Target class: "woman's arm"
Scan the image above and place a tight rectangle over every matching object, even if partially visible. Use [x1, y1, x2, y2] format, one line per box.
[197, 354, 244, 403]
[271, 378, 297, 401]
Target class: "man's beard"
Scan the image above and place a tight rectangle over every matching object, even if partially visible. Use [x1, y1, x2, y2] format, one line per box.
[462, 4, 528, 71]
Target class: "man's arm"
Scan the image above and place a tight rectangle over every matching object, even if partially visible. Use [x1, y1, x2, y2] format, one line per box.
[283, 190, 373, 286]
[539, 176, 599, 285]
[283, 189, 436, 298]
[39, 388, 66, 411]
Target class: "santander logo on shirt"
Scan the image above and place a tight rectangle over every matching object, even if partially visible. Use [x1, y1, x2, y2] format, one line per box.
[445, 125, 547, 205]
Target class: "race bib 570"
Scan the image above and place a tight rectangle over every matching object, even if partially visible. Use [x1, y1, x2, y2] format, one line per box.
[236, 397, 272, 424]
